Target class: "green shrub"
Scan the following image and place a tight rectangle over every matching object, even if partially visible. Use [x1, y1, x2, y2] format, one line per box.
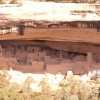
[21, 76, 35, 92]
[38, 78, 51, 95]
[0, 70, 100, 100]
[34, 93, 51, 100]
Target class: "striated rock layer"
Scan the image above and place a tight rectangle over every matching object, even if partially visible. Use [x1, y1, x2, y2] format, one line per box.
[0, 3, 100, 44]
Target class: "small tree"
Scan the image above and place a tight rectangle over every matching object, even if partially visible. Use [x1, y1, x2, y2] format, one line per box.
[38, 78, 51, 96]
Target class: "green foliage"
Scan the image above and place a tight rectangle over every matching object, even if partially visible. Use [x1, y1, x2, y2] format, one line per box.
[0, 70, 100, 100]
[0, 73, 10, 88]
[34, 93, 51, 100]
[38, 78, 51, 94]
[0, 71, 22, 100]
[21, 76, 35, 92]
[0, 89, 23, 100]
[59, 75, 100, 100]
[70, 94, 79, 100]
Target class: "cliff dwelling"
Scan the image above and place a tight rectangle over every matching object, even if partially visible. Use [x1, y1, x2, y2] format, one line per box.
[0, 40, 99, 75]
[0, 2, 100, 76]
[0, 2, 100, 100]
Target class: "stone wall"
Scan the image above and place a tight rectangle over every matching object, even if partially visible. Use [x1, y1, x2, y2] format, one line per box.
[0, 44, 99, 75]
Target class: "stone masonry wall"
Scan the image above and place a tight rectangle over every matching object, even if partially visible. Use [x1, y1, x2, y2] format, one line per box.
[0, 44, 99, 75]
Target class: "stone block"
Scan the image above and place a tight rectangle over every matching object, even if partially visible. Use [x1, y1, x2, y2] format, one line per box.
[6, 51, 14, 57]
[50, 55, 58, 59]
[0, 60, 9, 69]
[48, 49, 56, 55]
[59, 51, 63, 59]
[93, 54, 100, 63]
[42, 48, 50, 55]
[20, 46, 26, 52]
[27, 52, 46, 61]
[44, 56, 51, 67]
[15, 52, 27, 62]
[14, 46, 19, 53]
[90, 63, 99, 70]
[7, 62, 16, 69]
[27, 57, 33, 65]
[56, 51, 60, 57]
[0, 45, 3, 51]
[61, 51, 68, 58]
[60, 59, 73, 63]
[15, 65, 32, 72]
[26, 46, 40, 53]
[74, 61, 90, 74]
[44, 56, 50, 62]
[46, 64, 61, 75]
[60, 62, 74, 75]
[0, 51, 2, 57]
[37, 52, 46, 57]
[0, 45, 3, 57]
[73, 64, 85, 75]
[2, 48, 5, 55]
[73, 55, 86, 61]
[9, 57, 17, 63]
[46, 58, 60, 64]
[32, 61, 44, 72]
[0, 57, 17, 64]
[27, 53, 35, 58]
[69, 53, 75, 59]
[5, 47, 14, 54]
[87, 52, 93, 63]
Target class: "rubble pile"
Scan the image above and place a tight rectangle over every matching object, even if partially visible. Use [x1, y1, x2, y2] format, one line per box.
[0, 45, 99, 75]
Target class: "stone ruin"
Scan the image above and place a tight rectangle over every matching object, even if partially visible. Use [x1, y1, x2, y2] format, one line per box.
[0, 44, 99, 75]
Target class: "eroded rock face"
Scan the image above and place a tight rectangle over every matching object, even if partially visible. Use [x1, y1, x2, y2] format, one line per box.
[0, 44, 99, 75]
